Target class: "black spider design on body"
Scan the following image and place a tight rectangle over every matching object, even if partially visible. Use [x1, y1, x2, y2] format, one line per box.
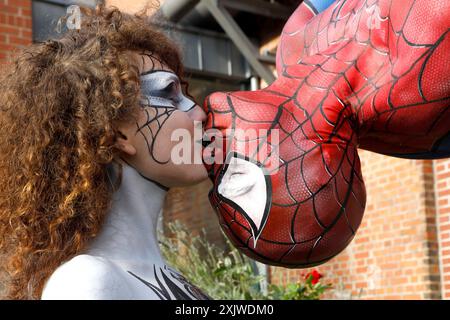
[128, 265, 211, 300]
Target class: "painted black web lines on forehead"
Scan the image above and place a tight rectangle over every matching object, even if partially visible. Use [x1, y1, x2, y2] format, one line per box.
[139, 51, 173, 75]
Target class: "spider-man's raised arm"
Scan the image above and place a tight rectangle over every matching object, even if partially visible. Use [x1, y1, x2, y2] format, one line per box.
[278, 0, 450, 158]
[277, 0, 336, 75]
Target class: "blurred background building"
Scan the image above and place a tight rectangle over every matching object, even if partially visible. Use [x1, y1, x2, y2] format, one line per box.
[1, 0, 450, 299]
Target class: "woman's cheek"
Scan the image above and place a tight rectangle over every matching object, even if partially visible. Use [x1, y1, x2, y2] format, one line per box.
[155, 122, 179, 162]
[158, 111, 196, 163]
[137, 109, 203, 177]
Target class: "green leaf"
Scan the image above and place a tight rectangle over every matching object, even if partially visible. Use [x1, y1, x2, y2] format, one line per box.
[158, 221, 333, 300]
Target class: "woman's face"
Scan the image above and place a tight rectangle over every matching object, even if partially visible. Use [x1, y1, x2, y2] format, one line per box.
[115, 51, 208, 188]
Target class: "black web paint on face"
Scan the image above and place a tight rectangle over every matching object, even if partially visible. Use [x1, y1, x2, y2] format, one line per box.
[135, 104, 177, 165]
[140, 51, 169, 73]
[136, 52, 196, 165]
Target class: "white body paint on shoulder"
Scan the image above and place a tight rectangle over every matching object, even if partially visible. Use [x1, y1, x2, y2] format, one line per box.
[41, 163, 210, 300]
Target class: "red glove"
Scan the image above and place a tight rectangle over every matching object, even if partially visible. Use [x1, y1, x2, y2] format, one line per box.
[203, 0, 450, 267]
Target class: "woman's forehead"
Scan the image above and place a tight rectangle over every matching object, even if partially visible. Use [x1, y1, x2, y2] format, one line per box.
[140, 51, 174, 74]
[129, 51, 174, 75]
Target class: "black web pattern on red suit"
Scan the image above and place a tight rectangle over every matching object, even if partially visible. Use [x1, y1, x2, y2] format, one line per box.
[278, 0, 450, 157]
[206, 77, 364, 267]
[204, 0, 450, 267]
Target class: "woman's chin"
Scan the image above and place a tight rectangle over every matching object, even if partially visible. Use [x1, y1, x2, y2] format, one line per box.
[160, 163, 209, 188]
[180, 163, 209, 186]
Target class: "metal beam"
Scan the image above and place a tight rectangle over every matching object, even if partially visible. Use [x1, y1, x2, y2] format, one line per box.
[258, 54, 276, 64]
[202, 0, 276, 84]
[160, 0, 201, 23]
[220, 0, 293, 19]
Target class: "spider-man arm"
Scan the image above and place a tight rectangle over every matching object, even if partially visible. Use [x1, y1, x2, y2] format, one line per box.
[355, 0, 450, 159]
[276, 0, 336, 75]
[279, 0, 450, 158]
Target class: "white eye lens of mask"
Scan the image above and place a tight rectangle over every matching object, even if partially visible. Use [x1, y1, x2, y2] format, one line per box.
[140, 71, 196, 112]
[218, 156, 268, 245]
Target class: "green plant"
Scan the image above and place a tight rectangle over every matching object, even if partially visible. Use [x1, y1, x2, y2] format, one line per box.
[266, 271, 332, 300]
[158, 221, 332, 300]
[158, 220, 266, 300]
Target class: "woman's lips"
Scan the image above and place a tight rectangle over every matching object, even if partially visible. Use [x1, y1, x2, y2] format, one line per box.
[194, 138, 213, 149]
[201, 139, 210, 148]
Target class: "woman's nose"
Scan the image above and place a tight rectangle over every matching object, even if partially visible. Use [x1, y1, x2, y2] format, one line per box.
[188, 105, 207, 124]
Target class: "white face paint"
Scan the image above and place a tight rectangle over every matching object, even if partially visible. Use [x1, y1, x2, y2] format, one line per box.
[140, 70, 196, 112]
[217, 156, 268, 246]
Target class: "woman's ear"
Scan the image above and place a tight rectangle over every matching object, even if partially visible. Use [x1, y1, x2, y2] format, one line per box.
[114, 128, 137, 157]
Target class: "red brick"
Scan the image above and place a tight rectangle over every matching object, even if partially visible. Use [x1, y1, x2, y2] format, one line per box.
[439, 189, 450, 197]
[0, 43, 16, 51]
[9, 0, 31, 8]
[20, 8, 32, 17]
[1, 5, 19, 14]
[9, 36, 30, 46]
[438, 172, 450, 180]
[19, 29, 31, 38]
[0, 25, 17, 34]
[24, 17, 31, 28]
[0, 12, 7, 24]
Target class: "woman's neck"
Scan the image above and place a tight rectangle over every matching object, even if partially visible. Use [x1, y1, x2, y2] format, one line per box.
[85, 162, 168, 267]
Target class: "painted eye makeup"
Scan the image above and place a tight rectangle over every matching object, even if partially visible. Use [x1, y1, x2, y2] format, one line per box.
[140, 70, 195, 111]
[160, 81, 178, 96]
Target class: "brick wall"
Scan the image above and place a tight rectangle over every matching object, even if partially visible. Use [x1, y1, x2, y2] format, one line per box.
[0, 0, 32, 64]
[436, 159, 450, 299]
[163, 180, 228, 249]
[269, 151, 442, 299]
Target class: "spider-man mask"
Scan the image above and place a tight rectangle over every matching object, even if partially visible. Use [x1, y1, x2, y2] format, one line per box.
[203, 0, 450, 267]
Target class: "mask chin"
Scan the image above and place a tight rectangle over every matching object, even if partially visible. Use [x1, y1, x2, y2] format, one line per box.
[217, 155, 270, 245]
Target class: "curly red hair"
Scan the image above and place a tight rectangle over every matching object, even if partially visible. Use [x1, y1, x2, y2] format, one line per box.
[0, 3, 184, 299]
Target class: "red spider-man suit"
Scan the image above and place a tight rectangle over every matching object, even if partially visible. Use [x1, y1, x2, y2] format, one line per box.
[202, 0, 450, 268]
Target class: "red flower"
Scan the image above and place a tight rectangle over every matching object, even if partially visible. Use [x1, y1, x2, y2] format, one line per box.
[305, 270, 322, 285]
